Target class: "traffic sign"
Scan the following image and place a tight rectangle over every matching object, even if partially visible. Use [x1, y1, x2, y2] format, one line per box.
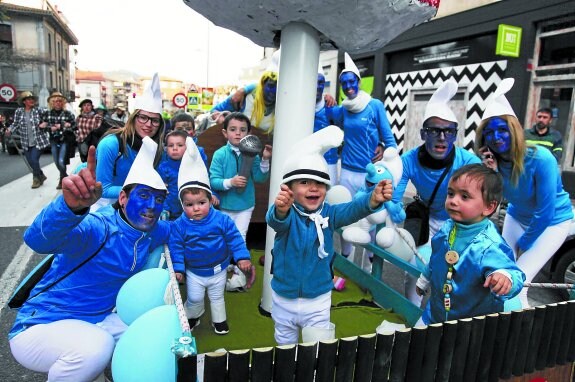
[172, 93, 187, 108]
[0, 83, 17, 102]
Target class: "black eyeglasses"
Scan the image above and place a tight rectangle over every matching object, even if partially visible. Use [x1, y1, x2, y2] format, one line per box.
[423, 126, 458, 138]
[136, 113, 162, 127]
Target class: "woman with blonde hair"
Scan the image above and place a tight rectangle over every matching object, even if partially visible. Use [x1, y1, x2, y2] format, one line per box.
[475, 78, 573, 308]
[94, 73, 165, 209]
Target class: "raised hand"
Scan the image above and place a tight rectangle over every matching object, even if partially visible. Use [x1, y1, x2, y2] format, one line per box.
[262, 144, 272, 160]
[62, 146, 102, 211]
[274, 184, 294, 219]
[369, 180, 393, 209]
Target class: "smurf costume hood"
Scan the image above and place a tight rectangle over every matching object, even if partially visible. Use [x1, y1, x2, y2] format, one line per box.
[282, 125, 344, 188]
[340, 52, 361, 80]
[122, 136, 166, 191]
[481, 78, 517, 121]
[178, 137, 211, 198]
[423, 78, 459, 125]
[135, 73, 163, 114]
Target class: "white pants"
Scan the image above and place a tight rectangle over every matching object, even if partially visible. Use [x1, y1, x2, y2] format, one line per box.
[271, 290, 331, 345]
[221, 207, 254, 242]
[327, 163, 338, 186]
[10, 313, 127, 382]
[185, 269, 227, 323]
[502, 214, 570, 308]
[339, 169, 371, 258]
[405, 217, 445, 307]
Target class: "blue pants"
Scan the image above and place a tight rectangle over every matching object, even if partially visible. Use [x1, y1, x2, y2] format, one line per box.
[50, 141, 68, 178]
[24, 146, 44, 179]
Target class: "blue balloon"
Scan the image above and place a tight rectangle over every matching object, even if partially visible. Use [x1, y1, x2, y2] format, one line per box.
[116, 268, 170, 325]
[142, 245, 166, 270]
[112, 305, 182, 382]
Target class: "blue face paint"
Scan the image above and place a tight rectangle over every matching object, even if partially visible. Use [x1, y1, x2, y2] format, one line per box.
[421, 121, 458, 160]
[483, 117, 511, 155]
[316, 74, 326, 103]
[340, 72, 359, 100]
[124, 184, 166, 231]
[263, 79, 277, 105]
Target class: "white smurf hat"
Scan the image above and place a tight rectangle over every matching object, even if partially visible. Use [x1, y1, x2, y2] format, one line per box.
[123, 136, 166, 190]
[423, 78, 459, 125]
[481, 78, 517, 121]
[340, 52, 361, 80]
[282, 125, 344, 188]
[135, 73, 163, 114]
[266, 49, 281, 73]
[178, 137, 211, 198]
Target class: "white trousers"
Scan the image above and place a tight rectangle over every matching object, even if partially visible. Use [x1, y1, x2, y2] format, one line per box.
[185, 269, 227, 323]
[221, 207, 254, 242]
[405, 217, 445, 307]
[339, 169, 371, 258]
[327, 163, 339, 186]
[502, 214, 570, 308]
[271, 290, 331, 346]
[10, 313, 127, 382]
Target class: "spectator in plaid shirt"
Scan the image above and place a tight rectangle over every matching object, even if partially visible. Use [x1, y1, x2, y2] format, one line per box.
[5, 91, 50, 189]
[40, 92, 76, 190]
[76, 99, 102, 162]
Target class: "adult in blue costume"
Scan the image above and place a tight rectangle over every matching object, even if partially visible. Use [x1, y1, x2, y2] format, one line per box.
[329, 52, 397, 261]
[314, 72, 339, 184]
[94, 73, 165, 210]
[475, 78, 573, 308]
[9, 137, 170, 382]
[389, 79, 481, 306]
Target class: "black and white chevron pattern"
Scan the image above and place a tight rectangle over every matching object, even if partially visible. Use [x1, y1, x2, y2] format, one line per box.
[385, 60, 507, 151]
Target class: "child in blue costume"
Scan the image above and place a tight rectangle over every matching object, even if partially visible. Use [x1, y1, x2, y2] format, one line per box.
[170, 137, 253, 335]
[475, 78, 573, 308]
[209, 112, 272, 241]
[9, 139, 171, 381]
[158, 130, 213, 220]
[415, 164, 525, 324]
[267, 125, 393, 345]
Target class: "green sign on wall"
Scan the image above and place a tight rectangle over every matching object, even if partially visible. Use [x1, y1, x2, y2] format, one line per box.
[496, 24, 522, 58]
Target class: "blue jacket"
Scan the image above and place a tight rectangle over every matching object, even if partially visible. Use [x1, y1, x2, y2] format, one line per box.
[392, 147, 481, 222]
[96, 134, 137, 199]
[328, 99, 397, 173]
[266, 192, 375, 299]
[10, 197, 170, 339]
[169, 207, 250, 277]
[499, 147, 573, 251]
[314, 104, 339, 165]
[422, 219, 525, 324]
[209, 143, 269, 211]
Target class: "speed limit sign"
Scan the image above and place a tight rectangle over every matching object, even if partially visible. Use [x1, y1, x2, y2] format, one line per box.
[0, 83, 17, 102]
[172, 93, 187, 108]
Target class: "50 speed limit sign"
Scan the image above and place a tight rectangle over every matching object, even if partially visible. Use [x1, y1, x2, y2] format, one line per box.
[0, 83, 17, 102]
[172, 93, 187, 108]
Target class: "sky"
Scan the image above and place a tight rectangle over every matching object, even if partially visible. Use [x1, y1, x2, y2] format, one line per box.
[53, 0, 265, 86]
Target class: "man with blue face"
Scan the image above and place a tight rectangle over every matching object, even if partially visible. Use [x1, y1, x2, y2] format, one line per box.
[389, 79, 481, 307]
[314, 72, 340, 184]
[9, 138, 171, 381]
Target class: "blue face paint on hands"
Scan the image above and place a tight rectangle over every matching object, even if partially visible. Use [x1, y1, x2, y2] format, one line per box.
[483, 117, 511, 155]
[316, 74, 326, 103]
[263, 80, 277, 105]
[124, 185, 166, 232]
[340, 72, 359, 100]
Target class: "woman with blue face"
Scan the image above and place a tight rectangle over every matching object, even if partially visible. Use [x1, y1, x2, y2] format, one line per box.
[475, 78, 573, 309]
[327, 52, 397, 262]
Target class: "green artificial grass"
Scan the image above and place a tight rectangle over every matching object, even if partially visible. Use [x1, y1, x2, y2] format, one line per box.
[188, 250, 405, 354]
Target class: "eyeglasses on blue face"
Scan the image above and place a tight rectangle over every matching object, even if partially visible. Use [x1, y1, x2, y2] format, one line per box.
[423, 126, 458, 138]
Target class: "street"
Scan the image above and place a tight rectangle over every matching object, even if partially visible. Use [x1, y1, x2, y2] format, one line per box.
[0, 152, 565, 382]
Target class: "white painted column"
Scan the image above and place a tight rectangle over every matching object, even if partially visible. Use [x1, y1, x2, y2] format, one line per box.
[260, 22, 320, 313]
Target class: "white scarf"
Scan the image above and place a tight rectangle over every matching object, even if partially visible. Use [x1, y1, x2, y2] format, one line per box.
[293, 204, 330, 259]
[315, 98, 325, 113]
[341, 90, 371, 113]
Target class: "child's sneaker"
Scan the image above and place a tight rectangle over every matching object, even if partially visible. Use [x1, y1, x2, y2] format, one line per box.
[212, 321, 229, 335]
[333, 276, 346, 291]
[188, 317, 200, 330]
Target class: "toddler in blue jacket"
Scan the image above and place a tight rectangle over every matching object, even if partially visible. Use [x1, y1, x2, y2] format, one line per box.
[266, 125, 392, 345]
[169, 137, 253, 335]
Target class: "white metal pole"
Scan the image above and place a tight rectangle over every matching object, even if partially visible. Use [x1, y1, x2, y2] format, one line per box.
[260, 22, 320, 313]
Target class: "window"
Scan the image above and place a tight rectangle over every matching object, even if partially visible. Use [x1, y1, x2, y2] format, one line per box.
[0, 24, 12, 43]
[48, 33, 52, 57]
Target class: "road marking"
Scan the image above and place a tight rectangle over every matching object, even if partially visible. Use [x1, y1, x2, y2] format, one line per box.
[0, 243, 35, 314]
